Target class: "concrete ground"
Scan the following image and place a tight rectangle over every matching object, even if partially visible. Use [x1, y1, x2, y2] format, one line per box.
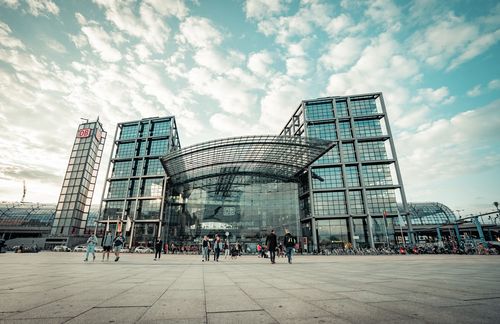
[0, 252, 499, 324]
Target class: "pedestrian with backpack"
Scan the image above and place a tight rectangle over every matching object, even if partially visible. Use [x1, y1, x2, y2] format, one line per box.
[113, 232, 125, 262]
[283, 229, 296, 264]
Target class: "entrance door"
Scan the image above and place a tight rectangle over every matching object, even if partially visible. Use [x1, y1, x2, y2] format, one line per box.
[317, 219, 350, 253]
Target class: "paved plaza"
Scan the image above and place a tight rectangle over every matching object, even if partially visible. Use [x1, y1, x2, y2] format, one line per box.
[0, 253, 499, 324]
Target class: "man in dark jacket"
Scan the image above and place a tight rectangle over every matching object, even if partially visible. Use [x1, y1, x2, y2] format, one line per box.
[154, 238, 163, 261]
[283, 229, 296, 264]
[265, 229, 278, 264]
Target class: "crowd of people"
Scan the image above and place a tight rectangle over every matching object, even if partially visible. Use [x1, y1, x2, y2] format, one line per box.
[79, 228, 299, 264]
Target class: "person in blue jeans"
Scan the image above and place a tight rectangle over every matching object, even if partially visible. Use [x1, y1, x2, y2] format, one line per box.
[84, 233, 98, 262]
[201, 235, 210, 262]
[113, 232, 125, 262]
[283, 229, 296, 264]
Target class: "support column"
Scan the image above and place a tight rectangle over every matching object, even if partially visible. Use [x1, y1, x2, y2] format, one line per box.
[348, 216, 356, 249]
[454, 224, 461, 246]
[367, 213, 375, 249]
[472, 217, 486, 244]
[436, 227, 442, 242]
[311, 218, 318, 253]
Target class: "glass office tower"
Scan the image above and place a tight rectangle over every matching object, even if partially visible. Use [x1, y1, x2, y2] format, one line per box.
[99, 117, 180, 248]
[281, 93, 412, 251]
[47, 119, 106, 248]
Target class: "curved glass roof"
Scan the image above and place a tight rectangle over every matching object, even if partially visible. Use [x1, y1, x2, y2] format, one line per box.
[397, 202, 457, 226]
[0, 203, 100, 229]
[161, 135, 335, 187]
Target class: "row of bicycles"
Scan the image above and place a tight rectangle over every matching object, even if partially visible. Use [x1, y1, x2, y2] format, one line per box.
[320, 242, 500, 256]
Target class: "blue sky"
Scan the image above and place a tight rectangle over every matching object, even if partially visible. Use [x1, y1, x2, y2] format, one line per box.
[0, 0, 499, 217]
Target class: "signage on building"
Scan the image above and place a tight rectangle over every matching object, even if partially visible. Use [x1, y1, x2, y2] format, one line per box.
[77, 128, 91, 138]
[95, 129, 102, 142]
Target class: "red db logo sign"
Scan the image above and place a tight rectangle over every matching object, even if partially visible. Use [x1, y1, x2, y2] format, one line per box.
[77, 128, 91, 138]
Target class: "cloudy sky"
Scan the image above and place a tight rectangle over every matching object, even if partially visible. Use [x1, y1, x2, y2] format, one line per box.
[0, 0, 499, 216]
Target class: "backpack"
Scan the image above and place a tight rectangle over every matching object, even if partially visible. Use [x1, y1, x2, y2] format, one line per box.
[285, 235, 295, 246]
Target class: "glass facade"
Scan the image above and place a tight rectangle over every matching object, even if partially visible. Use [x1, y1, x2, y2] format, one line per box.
[0, 203, 100, 240]
[50, 120, 106, 238]
[167, 182, 300, 250]
[99, 117, 180, 248]
[280, 93, 410, 250]
[160, 135, 333, 249]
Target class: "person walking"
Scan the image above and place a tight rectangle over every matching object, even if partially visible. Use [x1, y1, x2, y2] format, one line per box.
[257, 244, 262, 257]
[213, 235, 222, 262]
[224, 239, 230, 259]
[202, 235, 210, 262]
[84, 233, 98, 262]
[283, 229, 296, 264]
[266, 229, 278, 264]
[154, 238, 163, 261]
[101, 230, 113, 261]
[113, 232, 125, 262]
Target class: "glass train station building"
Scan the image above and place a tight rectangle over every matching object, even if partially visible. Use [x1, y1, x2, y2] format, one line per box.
[98, 93, 413, 252]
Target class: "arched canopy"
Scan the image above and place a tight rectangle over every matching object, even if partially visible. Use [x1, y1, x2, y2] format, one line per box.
[161, 135, 335, 188]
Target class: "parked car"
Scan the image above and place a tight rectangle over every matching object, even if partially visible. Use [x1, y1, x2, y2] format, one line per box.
[121, 247, 130, 253]
[53, 245, 71, 252]
[73, 245, 87, 252]
[134, 246, 153, 253]
[94, 246, 103, 253]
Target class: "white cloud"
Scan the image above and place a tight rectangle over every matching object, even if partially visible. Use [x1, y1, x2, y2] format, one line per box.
[143, 0, 189, 18]
[285, 56, 310, 77]
[447, 29, 500, 71]
[134, 43, 151, 61]
[75, 12, 86, 25]
[325, 14, 354, 36]
[0, 0, 19, 9]
[408, 12, 499, 70]
[397, 100, 500, 196]
[26, 0, 59, 16]
[245, 0, 288, 20]
[209, 113, 254, 137]
[93, 0, 171, 52]
[259, 75, 308, 130]
[45, 38, 66, 53]
[0, 20, 25, 49]
[488, 79, 500, 90]
[319, 37, 364, 71]
[177, 16, 223, 49]
[326, 33, 419, 122]
[247, 50, 274, 76]
[186, 67, 258, 116]
[193, 48, 232, 73]
[365, 0, 401, 28]
[412, 87, 455, 105]
[256, 0, 332, 44]
[467, 85, 482, 97]
[81, 25, 122, 62]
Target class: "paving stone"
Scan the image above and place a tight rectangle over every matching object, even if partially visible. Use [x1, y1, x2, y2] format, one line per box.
[0, 253, 499, 323]
[65, 306, 148, 323]
[139, 297, 205, 321]
[1, 317, 72, 324]
[257, 297, 332, 320]
[207, 310, 277, 324]
[312, 298, 414, 323]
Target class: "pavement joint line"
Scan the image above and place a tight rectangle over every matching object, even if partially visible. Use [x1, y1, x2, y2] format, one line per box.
[206, 309, 265, 314]
[462, 296, 500, 301]
[134, 264, 186, 323]
[92, 305, 150, 309]
[59, 270, 157, 323]
[202, 262, 209, 324]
